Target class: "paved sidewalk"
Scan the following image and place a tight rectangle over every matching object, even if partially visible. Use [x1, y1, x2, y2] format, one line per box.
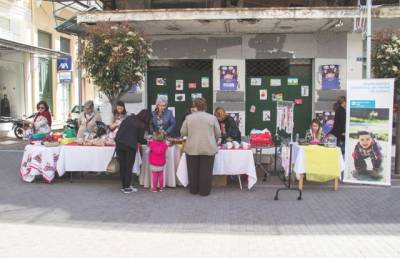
[1, 151, 400, 257]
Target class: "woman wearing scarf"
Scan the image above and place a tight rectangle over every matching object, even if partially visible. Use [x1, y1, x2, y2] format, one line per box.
[29, 101, 52, 134]
[150, 95, 176, 136]
[77, 100, 102, 139]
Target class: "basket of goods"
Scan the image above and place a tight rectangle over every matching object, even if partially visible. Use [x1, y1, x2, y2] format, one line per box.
[42, 134, 60, 147]
[324, 134, 337, 148]
[52, 132, 63, 142]
[43, 141, 60, 147]
[249, 129, 273, 147]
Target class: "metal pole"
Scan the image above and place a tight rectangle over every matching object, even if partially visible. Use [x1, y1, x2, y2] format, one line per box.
[366, 0, 372, 79]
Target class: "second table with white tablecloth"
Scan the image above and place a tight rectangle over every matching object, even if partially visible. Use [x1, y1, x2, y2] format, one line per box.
[176, 149, 257, 190]
[139, 144, 181, 188]
[56, 145, 142, 177]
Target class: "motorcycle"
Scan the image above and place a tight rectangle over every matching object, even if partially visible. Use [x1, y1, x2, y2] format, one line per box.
[11, 114, 35, 140]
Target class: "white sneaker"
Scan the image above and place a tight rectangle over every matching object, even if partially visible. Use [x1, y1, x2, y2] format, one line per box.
[129, 185, 138, 192]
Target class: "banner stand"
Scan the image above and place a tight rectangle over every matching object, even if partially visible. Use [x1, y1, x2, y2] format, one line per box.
[344, 79, 394, 186]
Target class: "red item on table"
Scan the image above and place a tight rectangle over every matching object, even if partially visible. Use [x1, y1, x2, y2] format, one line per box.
[250, 131, 273, 147]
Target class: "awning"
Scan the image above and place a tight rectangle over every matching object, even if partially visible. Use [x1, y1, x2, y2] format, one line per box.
[0, 38, 70, 57]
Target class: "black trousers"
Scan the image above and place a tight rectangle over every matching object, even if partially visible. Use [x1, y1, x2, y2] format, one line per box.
[116, 145, 136, 189]
[186, 155, 215, 196]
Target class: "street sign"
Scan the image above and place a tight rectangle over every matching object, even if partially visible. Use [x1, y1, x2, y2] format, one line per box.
[58, 71, 72, 83]
[57, 56, 72, 71]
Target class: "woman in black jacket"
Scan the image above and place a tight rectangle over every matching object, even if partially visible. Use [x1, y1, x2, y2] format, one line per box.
[214, 107, 241, 144]
[329, 96, 346, 153]
[115, 109, 151, 194]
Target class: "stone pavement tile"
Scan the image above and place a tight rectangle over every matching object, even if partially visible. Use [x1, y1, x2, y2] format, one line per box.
[2, 151, 400, 257]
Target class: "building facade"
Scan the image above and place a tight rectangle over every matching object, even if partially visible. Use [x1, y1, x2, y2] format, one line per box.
[0, 0, 92, 123]
[77, 0, 400, 135]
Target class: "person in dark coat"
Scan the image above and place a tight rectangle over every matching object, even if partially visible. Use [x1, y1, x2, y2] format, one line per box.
[115, 109, 151, 194]
[214, 107, 242, 144]
[329, 96, 346, 153]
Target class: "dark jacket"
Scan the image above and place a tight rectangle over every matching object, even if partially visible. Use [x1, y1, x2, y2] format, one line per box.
[330, 106, 346, 143]
[115, 115, 147, 151]
[220, 115, 241, 143]
[151, 109, 176, 136]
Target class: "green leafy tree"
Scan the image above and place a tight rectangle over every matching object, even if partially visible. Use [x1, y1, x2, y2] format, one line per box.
[373, 31, 400, 173]
[81, 22, 151, 108]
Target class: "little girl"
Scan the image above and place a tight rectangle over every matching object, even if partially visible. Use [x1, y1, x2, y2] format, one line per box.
[149, 131, 169, 192]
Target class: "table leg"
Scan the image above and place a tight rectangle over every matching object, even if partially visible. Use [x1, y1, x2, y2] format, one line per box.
[298, 174, 304, 191]
[238, 175, 243, 190]
[334, 177, 339, 191]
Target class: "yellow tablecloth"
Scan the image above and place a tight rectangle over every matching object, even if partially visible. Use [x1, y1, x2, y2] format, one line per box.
[303, 145, 340, 182]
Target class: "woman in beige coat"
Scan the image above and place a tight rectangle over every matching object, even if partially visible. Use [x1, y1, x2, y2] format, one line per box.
[77, 100, 102, 140]
[180, 98, 221, 196]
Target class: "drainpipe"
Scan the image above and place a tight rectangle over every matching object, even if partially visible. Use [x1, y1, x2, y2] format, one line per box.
[366, 0, 372, 79]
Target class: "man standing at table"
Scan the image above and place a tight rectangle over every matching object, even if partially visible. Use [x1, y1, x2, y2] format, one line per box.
[180, 98, 221, 196]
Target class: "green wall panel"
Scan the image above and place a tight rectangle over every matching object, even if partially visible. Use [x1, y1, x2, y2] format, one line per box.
[147, 67, 213, 135]
[245, 76, 312, 137]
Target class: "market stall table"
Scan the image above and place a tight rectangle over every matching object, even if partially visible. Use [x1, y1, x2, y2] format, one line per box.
[139, 144, 182, 188]
[56, 145, 142, 177]
[20, 144, 61, 183]
[176, 149, 257, 190]
[291, 144, 345, 191]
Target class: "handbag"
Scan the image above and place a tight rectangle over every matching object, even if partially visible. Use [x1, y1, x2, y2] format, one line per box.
[106, 151, 120, 174]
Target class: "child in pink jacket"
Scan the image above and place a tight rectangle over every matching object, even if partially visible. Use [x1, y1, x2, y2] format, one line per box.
[149, 132, 169, 192]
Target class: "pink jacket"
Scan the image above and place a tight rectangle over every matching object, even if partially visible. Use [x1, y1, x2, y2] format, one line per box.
[149, 140, 168, 166]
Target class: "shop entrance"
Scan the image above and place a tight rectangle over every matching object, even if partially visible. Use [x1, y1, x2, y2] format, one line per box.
[245, 59, 312, 137]
[147, 60, 213, 135]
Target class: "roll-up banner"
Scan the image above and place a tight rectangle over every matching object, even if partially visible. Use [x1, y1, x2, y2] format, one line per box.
[344, 79, 394, 186]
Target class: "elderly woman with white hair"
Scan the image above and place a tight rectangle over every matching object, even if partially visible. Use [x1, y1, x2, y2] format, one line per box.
[77, 100, 102, 139]
[151, 95, 176, 136]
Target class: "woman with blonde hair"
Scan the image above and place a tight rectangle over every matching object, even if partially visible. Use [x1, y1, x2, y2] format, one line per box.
[214, 107, 241, 144]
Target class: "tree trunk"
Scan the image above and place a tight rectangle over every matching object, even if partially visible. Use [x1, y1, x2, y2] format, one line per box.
[395, 100, 400, 174]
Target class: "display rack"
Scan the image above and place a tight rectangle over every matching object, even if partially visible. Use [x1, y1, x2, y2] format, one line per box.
[274, 141, 302, 201]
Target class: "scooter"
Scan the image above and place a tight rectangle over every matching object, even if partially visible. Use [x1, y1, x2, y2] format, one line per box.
[11, 114, 35, 139]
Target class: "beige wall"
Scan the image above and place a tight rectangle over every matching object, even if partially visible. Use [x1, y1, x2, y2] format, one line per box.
[31, 0, 79, 122]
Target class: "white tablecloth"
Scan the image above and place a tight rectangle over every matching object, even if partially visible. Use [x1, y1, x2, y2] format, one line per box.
[20, 145, 61, 183]
[291, 143, 345, 175]
[139, 145, 181, 188]
[56, 145, 141, 176]
[176, 149, 257, 189]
